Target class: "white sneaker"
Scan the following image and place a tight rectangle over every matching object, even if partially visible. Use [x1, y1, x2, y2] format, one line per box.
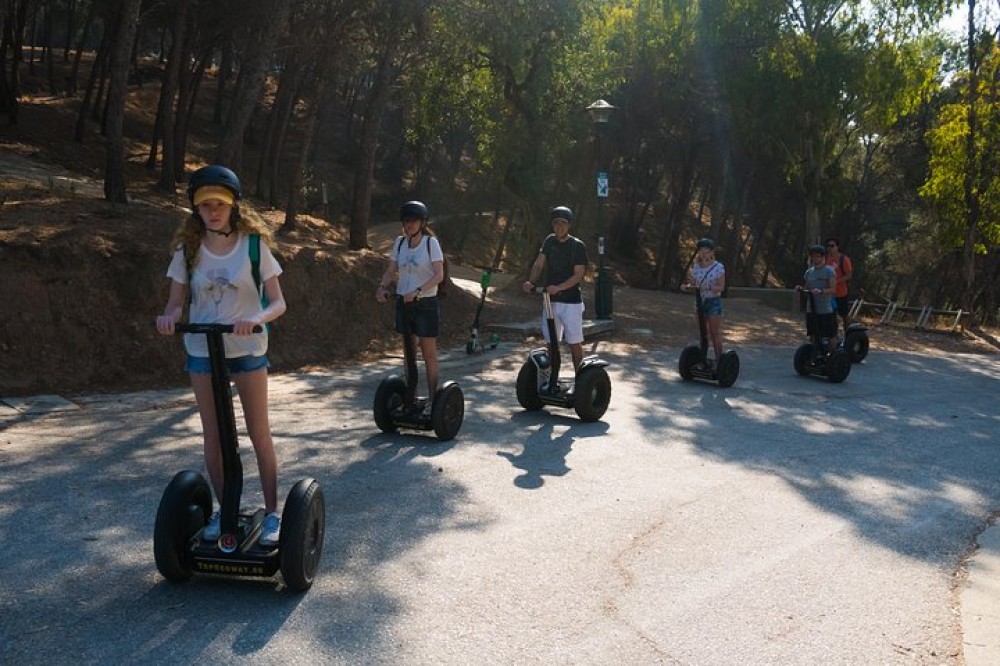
[259, 512, 281, 547]
[202, 511, 221, 541]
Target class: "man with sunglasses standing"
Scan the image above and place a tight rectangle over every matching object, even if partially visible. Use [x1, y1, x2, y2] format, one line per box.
[825, 237, 854, 334]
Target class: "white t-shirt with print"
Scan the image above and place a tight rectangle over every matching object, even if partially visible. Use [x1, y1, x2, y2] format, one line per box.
[391, 234, 443, 296]
[166, 234, 282, 358]
[691, 260, 725, 299]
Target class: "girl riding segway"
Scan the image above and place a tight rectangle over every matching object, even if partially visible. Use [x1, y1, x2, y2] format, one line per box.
[678, 238, 739, 387]
[154, 166, 326, 591]
[155, 165, 287, 547]
[373, 201, 464, 440]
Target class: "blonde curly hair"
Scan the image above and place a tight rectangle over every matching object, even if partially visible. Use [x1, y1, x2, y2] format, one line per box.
[170, 203, 274, 274]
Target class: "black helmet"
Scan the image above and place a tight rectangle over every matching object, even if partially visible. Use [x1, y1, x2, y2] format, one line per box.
[400, 200, 429, 220]
[696, 238, 714, 250]
[808, 244, 827, 256]
[186, 165, 242, 204]
[550, 206, 573, 223]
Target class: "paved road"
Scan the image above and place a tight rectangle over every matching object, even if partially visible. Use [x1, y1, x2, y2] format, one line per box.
[1, 343, 998, 665]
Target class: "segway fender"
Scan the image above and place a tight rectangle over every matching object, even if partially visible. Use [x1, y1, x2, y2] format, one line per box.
[578, 355, 609, 372]
[527, 348, 551, 370]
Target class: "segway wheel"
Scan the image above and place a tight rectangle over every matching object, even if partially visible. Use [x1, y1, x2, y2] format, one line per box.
[844, 329, 869, 363]
[678, 344, 702, 381]
[793, 343, 814, 376]
[574, 366, 612, 422]
[431, 381, 465, 441]
[154, 470, 212, 583]
[373, 376, 406, 432]
[280, 478, 326, 592]
[516, 361, 544, 411]
[825, 350, 851, 383]
[716, 350, 740, 388]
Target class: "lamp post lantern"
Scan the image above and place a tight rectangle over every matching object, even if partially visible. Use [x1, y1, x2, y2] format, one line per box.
[586, 99, 616, 320]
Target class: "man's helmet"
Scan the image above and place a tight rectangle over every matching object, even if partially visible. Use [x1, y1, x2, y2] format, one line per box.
[550, 206, 573, 223]
[400, 200, 429, 220]
[696, 238, 714, 250]
[808, 244, 827, 256]
[186, 165, 242, 205]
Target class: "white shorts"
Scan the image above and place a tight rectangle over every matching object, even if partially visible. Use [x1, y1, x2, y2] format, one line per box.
[541, 301, 585, 345]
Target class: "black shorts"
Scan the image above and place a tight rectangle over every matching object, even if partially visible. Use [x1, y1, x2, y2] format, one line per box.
[806, 313, 837, 338]
[395, 296, 439, 338]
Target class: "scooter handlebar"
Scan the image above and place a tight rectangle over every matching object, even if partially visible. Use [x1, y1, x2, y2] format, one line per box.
[175, 323, 263, 334]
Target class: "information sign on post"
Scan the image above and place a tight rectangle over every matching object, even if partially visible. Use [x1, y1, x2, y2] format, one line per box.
[597, 171, 609, 198]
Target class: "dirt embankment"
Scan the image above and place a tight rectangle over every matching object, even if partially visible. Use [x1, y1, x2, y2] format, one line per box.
[0, 179, 491, 396]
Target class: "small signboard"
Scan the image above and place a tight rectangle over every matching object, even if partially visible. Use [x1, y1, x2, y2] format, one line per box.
[597, 171, 609, 198]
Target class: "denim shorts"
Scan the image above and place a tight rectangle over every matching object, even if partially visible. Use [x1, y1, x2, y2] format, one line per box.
[186, 354, 269, 375]
[699, 296, 723, 317]
[395, 297, 439, 338]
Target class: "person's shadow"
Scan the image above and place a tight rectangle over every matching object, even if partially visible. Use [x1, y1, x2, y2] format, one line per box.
[497, 418, 609, 489]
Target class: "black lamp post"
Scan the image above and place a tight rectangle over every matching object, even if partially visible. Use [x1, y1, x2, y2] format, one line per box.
[587, 99, 616, 320]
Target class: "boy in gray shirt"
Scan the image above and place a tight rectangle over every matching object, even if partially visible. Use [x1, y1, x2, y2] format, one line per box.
[797, 244, 838, 354]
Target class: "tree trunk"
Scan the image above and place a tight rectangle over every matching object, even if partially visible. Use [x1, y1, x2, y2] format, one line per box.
[74, 27, 109, 141]
[44, 4, 56, 94]
[257, 56, 304, 203]
[155, 0, 189, 191]
[67, 0, 97, 96]
[282, 75, 328, 231]
[1, 0, 31, 123]
[960, 0, 981, 313]
[212, 39, 232, 124]
[102, 0, 142, 203]
[63, 0, 76, 62]
[653, 149, 698, 288]
[349, 38, 399, 250]
[215, 0, 293, 169]
[174, 44, 208, 179]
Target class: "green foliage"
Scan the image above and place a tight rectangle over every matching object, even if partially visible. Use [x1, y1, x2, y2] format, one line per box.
[921, 43, 1000, 252]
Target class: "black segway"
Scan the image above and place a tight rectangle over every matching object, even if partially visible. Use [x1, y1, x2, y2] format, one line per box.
[516, 289, 611, 422]
[374, 297, 465, 440]
[793, 292, 851, 383]
[467, 210, 515, 355]
[678, 288, 739, 387]
[154, 323, 325, 591]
